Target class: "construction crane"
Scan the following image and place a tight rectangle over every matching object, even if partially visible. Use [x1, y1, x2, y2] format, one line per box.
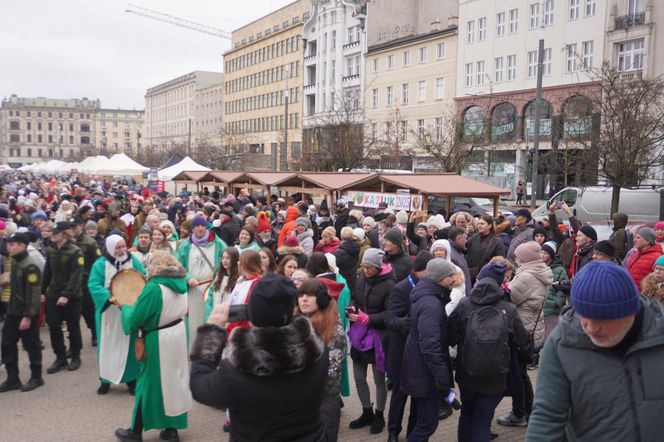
[125, 3, 231, 40]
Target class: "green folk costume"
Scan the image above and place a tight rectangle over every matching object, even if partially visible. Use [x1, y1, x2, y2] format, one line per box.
[120, 268, 192, 431]
[88, 255, 146, 384]
[335, 273, 352, 398]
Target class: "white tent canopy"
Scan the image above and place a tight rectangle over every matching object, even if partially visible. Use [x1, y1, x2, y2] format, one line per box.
[158, 156, 210, 181]
[77, 155, 110, 174]
[96, 153, 149, 176]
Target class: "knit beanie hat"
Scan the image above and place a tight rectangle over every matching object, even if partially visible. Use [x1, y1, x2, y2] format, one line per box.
[362, 216, 376, 228]
[533, 226, 548, 239]
[477, 262, 507, 286]
[362, 248, 385, 269]
[655, 255, 664, 268]
[637, 227, 656, 245]
[515, 241, 542, 263]
[319, 199, 329, 214]
[383, 227, 404, 247]
[571, 261, 641, 320]
[396, 210, 408, 224]
[655, 221, 664, 230]
[426, 258, 456, 282]
[296, 217, 311, 228]
[515, 208, 532, 221]
[257, 214, 272, 233]
[413, 251, 434, 272]
[541, 241, 558, 261]
[85, 220, 98, 230]
[31, 210, 48, 221]
[416, 222, 428, 231]
[593, 240, 615, 258]
[284, 236, 300, 248]
[578, 225, 597, 242]
[248, 273, 296, 327]
[353, 227, 365, 241]
[426, 216, 443, 230]
[192, 215, 207, 228]
[277, 210, 287, 220]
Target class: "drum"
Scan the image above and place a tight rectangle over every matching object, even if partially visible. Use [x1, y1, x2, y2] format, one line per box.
[110, 269, 146, 306]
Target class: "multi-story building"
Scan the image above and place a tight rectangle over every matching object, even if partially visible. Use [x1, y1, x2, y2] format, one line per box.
[194, 81, 224, 145]
[144, 71, 224, 152]
[95, 109, 144, 157]
[223, 0, 308, 171]
[0, 95, 99, 166]
[455, 0, 607, 191]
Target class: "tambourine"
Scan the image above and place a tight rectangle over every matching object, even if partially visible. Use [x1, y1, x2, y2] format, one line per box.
[109, 269, 146, 307]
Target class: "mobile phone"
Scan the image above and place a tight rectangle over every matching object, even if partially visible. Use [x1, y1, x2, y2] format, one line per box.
[228, 304, 250, 323]
[345, 306, 357, 316]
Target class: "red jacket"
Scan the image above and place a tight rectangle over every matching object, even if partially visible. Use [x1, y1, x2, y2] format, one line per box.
[277, 206, 301, 247]
[626, 245, 663, 290]
[313, 239, 340, 254]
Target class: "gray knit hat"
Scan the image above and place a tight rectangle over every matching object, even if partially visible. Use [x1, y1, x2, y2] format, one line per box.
[295, 216, 311, 228]
[362, 248, 385, 269]
[637, 227, 656, 245]
[426, 258, 456, 282]
[85, 220, 98, 230]
[383, 227, 404, 247]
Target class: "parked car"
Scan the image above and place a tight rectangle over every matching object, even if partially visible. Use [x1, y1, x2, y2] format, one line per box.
[427, 196, 513, 218]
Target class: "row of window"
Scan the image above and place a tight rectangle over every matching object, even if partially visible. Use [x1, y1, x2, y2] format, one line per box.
[100, 131, 136, 140]
[224, 113, 300, 134]
[370, 78, 446, 108]
[235, 12, 309, 49]
[100, 141, 135, 150]
[371, 43, 446, 73]
[8, 148, 69, 158]
[8, 121, 91, 132]
[225, 87, 299, 116]
[8, 134, 90, 145]
[7, 110, 92, 119]
[369, 118, 444, 142]
[226, 35, 302, 74]
[466, 0, 597, 44]
[225, 61, 300, 95]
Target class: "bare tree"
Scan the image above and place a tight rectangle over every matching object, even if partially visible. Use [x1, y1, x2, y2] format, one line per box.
[192, 129, 259, 171]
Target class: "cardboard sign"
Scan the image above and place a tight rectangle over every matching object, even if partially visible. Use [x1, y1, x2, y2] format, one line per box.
[347, 191, 422, 212]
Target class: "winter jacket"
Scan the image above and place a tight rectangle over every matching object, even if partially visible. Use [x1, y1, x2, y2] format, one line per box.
[448, 278, 530, 394]
[190, 317, 328, 442]
[7, 251, 41, 318]
[350, 264, 395, 365]
[543, 260, 569, 317]
[406, 223, 429, 255]
[296, 229, 315, 257]
[385, 273, 418, 379]
[42, 240, 84, 300]
[569, 243, 594, 278]
[356, 238, 371, 271]
[276, 245, 308, 269]
[215, 216, 242, 246]
[626, 244, 663, 290]
[641, 273, 664, 304]
[610, 212, 629, 260]
[466, 233, 505, 282]
[334, 208, 349, 238]
[313, 238, 340, 255]
[384, 249, 413, 283]
[449, 242, 472, 293]
[97, 216, 128, 238]
[333, 240, 359, 293]
[527, 297, 664, 442]
[366, 228, 380, 249]
[400, 278, 452, 398]
[507, 220, 536, 261]
[508, 260, 553, 348]
[277, 206, 300, 248]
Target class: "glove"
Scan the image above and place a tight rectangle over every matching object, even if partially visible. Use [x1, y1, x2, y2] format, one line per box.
[400, 316, 411, 334]
[443, 389, 462, 410]
[357, 309, 369, 325]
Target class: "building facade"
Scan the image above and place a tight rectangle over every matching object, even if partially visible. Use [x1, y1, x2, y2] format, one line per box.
[0, 95, 100, 166]
[223, 0, 308, 171]
[95, 109, 144, 157]
[455, 0, 607, 191]
[144, 71, 224, 152]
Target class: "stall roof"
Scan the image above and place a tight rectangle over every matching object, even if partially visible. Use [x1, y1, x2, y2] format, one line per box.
[171, 170, 216, 182]
[276, 172, 377, 191]
[209, 171, 248, 185]
[243, 172, 297, 186]
[376, 173, 511, 196]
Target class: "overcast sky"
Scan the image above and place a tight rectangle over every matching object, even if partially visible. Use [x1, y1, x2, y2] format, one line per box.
[0, 0, 294, 110]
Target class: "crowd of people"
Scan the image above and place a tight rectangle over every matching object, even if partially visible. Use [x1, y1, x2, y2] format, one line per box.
[0, 172, 663, 442]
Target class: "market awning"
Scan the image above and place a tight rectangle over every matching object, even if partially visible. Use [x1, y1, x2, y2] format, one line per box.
[377, 173, 511, 197]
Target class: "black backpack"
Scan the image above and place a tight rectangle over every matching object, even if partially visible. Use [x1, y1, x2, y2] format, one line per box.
[462, 306, 511, 377]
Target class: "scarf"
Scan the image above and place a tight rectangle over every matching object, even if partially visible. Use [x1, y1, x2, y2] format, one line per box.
[104, 251, 131, 271]
[191, 230, 212, 247]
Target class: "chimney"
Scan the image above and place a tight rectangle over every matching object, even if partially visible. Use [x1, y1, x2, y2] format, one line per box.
[430, 18, 442, 32]
[448, 16, 459, 28]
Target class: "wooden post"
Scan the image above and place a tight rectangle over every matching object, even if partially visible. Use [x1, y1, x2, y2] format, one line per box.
[493, 195, 499, 217]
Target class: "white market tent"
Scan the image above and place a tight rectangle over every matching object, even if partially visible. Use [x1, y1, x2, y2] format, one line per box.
[0, 164, 13, 171]
[32, 160, 66, 172]
[96, 153, 148, 176]
[158, 156, 210, 181]
[78, 155, 110, 174]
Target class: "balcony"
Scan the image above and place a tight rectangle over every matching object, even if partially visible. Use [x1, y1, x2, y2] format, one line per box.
[614, 12, 646, 30]
[304, 83, 316, 91]
[304, 53, 317, 64]
[343, 40, 361, 53]
[342, 74, 360, 86]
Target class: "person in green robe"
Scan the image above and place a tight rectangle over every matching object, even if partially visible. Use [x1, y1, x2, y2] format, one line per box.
[115, 251, 192, 442]
[88, 234, 145, 395]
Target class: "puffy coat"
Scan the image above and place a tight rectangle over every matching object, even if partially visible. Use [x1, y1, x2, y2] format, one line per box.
[356, 238, 371, 271]
[190, 317, 328, 442]
[277, 206, 301, 247]
[626, 244, 663, 290]
[384, 249, 413, 283]
[466, 233, 505, 282]
[543, 260, 569, 317]
[527, 297, 664, 442]
[507, 220, 536, 261]
[400, 278, 452, 398]
[350, 264, 395, 365]
[276, 245, 308, 269]
[448, 278, 530, 394]
[313, 238, 340, 255]
[333, 240, 359, 292]
[385, 273, 418, 379]
[508, 260, 553, 348]
[296, 229, 314, 257]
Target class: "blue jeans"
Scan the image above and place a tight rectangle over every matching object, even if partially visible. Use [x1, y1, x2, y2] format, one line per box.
[458, 389, 503, 442]
[407, 396, 439, 442]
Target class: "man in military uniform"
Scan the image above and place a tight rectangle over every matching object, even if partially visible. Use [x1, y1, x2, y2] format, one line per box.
[41, 221, 85, 373]
[0, 232, 43, 392]
[71, 216, 101, 347]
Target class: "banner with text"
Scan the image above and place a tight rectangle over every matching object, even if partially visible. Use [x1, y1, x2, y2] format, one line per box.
[346, 192, 423, 212]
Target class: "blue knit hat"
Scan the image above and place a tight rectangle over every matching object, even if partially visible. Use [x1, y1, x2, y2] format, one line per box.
[477, 262, 507, 286]
[191, 215, 207, 228]
[655, 255, 664, 268]
[571, 261, 641, 320]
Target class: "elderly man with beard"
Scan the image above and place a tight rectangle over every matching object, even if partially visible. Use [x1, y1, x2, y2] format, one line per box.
[88, 234, 146, 395]
[528, 261, 664, 441]
[176, 215, 227, 350]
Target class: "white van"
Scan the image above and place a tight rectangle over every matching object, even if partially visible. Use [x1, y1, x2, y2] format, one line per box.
[531, 186, 664, 223]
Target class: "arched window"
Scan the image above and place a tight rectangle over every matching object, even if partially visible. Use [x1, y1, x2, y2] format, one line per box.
[563, 95, 593, 137]
[463, 105, 485, 139]
[523, 99, 553, 139]
[80, 123, 90, 132]
[491, 102, 517, 141]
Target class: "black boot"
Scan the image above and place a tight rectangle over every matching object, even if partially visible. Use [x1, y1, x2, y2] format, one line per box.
[115, 427, 142, 441]
[0, 376, 22, 393]
[98, 382, 111, 395]
[46, 358, 68, 374]
[370, 409, 385, 434]
[349, 407, 374, 429]
[159, 428, 179, 441]
[439, 402, 453, 420]
[21, 369, 44, 392]
[387, 432, 399, 442]
[127, 380, 136, 396]
[68, 357, 81, 371]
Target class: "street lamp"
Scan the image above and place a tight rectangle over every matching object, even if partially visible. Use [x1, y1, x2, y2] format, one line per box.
[282, 64, 290, 171]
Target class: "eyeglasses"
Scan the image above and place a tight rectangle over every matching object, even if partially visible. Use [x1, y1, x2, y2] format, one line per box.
[291, 277, 306, 283]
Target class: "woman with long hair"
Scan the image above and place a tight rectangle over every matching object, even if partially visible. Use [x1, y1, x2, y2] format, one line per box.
[295, 279, 346, 442]
[205, 247, 240, 320]
[150, 227, 173, 254]
[277, 254, 299, 279]
[259, 247, 278, 274]
[466, 213, 505, 284]
[235, 227, 261, 253]
[226, 249, 263, 334]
